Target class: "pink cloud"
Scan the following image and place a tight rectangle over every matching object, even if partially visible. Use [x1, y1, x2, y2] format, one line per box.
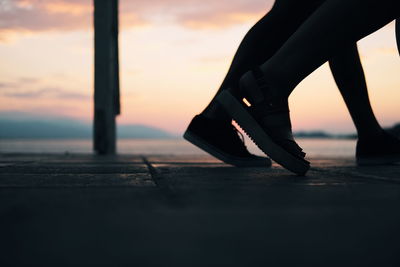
[0, 0, 92, 32]
[0, 0, 274, 38]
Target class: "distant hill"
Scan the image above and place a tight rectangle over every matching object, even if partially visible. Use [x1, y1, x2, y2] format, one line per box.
[294, 124, 400, 139]
[0, 111, 398, 140]
[0, 113, 174, 139]
[294, 131, 356, 139]
[0, 119, 91, 139]
[118, 125, 174, 139]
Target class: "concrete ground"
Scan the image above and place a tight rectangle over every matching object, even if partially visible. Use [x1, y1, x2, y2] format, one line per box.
[0, 153, 400, 266]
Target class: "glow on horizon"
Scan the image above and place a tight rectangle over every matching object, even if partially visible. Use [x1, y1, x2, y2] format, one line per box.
[0, 0, 399, 135]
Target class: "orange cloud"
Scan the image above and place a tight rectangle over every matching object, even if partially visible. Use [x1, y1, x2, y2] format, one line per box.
[169, 1, 271, 29]
[0, 0, 91, 39]
[44, 2, 91, 15]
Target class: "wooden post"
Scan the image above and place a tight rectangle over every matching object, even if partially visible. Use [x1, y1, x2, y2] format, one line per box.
[93, 0, 120, 155]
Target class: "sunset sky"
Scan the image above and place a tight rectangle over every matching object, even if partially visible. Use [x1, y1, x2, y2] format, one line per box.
[0, 0, 399, 134]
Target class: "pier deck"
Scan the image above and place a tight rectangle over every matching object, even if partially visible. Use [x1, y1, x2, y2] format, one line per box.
[1, 153, 399, 266]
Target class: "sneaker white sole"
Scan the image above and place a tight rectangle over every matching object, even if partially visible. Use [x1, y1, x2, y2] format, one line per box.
[183, 130, 271, 168]
[216, 90, 310, 175]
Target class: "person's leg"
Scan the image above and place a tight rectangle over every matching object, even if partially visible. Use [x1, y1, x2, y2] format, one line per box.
[203, 0, 392, 140]
[216, 0, 399, 174]
[184, 0, 324, 167]
[201, 0, 323, 121]
[260, 0, 400, 101]
[329, 41, 400, 165]
[328, 44, 383, 140]
[396, 19, 400, 55]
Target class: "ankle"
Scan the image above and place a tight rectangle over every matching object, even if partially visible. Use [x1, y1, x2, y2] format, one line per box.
[357, 128, 385, 140]
[259, 65, 292, 101]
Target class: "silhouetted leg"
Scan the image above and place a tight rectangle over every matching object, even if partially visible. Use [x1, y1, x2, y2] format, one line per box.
[214, 0, 399, 173]
[260, 0, 400, 100]
[201, 0, 322, 121]
[328, 44, 400, 164]
[184, 1, 324, 167]
[396, 19, 400, 55]
[328, 45, 383, 139]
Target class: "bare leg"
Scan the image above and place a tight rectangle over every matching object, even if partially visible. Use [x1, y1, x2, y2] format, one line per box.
[328, 45, 383, 139]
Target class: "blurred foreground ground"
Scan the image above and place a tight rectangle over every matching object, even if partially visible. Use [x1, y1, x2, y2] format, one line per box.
[0, 153, 399, 266]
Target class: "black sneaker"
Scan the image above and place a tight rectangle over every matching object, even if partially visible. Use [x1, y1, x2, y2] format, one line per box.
[216, 69, 310, 175]
[356, 131, 400, 165]
[183, 114, 271, 167]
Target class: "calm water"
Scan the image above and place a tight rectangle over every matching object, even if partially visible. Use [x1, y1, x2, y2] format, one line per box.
[0, 138, 356, 157]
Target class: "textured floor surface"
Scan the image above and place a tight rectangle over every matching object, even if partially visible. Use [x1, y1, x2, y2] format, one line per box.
[1, 153, 399, 266]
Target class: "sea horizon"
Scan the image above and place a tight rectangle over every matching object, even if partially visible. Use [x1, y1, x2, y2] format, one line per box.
[0, 137, 357, 158]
